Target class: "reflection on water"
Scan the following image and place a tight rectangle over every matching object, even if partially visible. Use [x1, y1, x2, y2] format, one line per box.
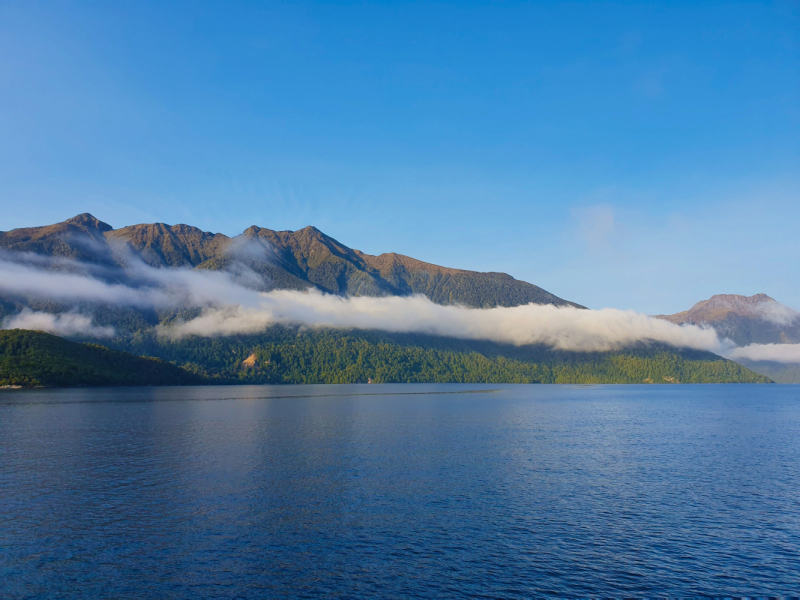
[2, 384, 799, 597]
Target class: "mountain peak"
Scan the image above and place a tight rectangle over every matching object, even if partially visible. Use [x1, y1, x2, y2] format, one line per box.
[65, 213, 113, 232]
[687, 293, 784, 319]
[699, 293, 774, 308]
[664, 293, 793, 323]
[657, 293, 800, 347]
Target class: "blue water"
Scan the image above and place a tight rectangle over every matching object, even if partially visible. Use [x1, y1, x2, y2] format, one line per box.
[2, 384, 799, 597]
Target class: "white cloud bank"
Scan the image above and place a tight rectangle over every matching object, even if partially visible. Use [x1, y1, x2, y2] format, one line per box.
[754, 301, 800, 326]
[0, 254, 258, 309]
[159, 289, 725, 353]
[2, 309, 114, 338]
[728, 343, 800, 364]
[0, 254, 731, 353]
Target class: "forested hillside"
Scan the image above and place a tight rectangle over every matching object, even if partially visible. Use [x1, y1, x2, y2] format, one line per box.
[0, 326, 771, 387]
[112, 327, 771, 385]
[0, 330, 201, 387]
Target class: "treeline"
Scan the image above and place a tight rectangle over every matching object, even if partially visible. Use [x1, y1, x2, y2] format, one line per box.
[0, 330, 201, 387]
[115, 327, 771, 385]
[0, 326, 771, 388]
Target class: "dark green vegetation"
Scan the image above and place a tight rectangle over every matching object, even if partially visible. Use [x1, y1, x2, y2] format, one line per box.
[0, 326, 771, 387]
[0, 213, 580, 308]
[112, 327, 770, 385]
[0, 329, 201, 388]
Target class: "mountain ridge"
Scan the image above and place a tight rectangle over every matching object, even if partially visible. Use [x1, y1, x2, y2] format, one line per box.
[0, 214, 583, 309]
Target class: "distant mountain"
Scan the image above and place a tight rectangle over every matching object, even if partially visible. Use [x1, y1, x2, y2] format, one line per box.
[656, 294, 800, 383]
[736, 362, 800, 385]
[656, 293, 800, 346]
[0, 214, 582, 309]
[0, 329, 201, 387]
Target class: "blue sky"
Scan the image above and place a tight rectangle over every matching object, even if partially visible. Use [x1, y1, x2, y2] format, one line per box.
[1, 1, 797, 313]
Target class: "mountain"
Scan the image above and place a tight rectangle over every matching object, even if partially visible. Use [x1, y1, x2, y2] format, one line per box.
[736, 362, 800, 385]
[656, 294, 800, 346]
[0, 214, 581, 309]
[108, 221, 229, 268]
[657, 294, 800, 383]
[0, 213, 115, 265]
[0, 215, 774, 385]
[0, 329, 201, 387]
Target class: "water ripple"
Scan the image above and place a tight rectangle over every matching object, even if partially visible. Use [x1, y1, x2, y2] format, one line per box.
[2, 383, 799, 597]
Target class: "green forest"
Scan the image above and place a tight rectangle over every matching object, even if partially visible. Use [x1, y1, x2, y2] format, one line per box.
[0, 326, 771, 388]
[0, 329, 201, 387]
[117, 326, 771, 385]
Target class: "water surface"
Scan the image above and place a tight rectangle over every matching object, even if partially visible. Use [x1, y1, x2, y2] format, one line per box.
[2, 384, 799, 597]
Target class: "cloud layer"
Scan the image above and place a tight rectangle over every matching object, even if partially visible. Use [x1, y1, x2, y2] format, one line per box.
[754, 301, 800, 326]
[3, 309, 114, 338]
[0, 253, 731, 354]
[160, 289, 724, 353]
[728, 343, 800, 364]
[0, 253, 257, 309]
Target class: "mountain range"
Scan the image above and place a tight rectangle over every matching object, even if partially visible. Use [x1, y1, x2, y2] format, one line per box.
[0, 213, 580, 309]
[0, 214, 781, 386]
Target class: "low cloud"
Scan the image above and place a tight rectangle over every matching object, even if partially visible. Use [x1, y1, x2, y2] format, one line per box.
[223, 235, 275, 261]
[0, 255, 256, 309]
[728, 343, 800, 364]
[3, 309, 114, 338]
[0, 252, 734, 354]
[159, 289, 725, 353]
[754, 301, 800, 326]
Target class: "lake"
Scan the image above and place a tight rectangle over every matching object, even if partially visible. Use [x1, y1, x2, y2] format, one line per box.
[2, 384, 799, 597]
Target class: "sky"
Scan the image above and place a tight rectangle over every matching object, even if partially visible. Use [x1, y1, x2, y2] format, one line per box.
[0, 1, 797, 314]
